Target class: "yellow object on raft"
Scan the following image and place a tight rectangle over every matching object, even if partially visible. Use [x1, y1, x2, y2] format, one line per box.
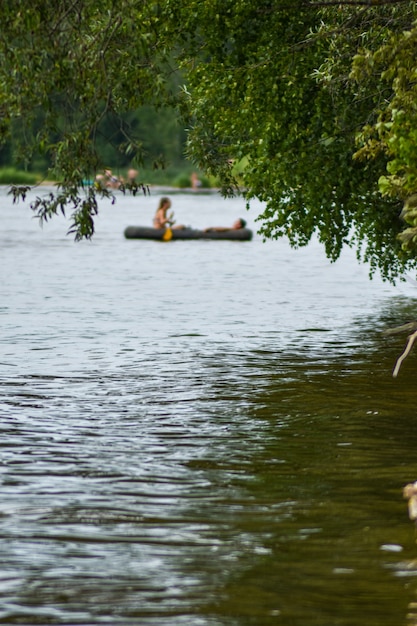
[162, 227, 173, 241]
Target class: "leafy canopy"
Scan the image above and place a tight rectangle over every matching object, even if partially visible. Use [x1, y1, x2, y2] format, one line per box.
[1, 0, 417, 280]
[176, 0, 417, 281]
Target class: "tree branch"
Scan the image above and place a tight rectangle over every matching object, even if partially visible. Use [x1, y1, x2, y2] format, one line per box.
[392, 330, 417, 378]
[383, 322, 417, 336]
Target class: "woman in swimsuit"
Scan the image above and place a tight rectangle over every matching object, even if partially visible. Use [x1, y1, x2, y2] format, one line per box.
[153, 197, 185, 229]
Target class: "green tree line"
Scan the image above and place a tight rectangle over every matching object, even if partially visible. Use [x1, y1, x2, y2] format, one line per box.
[0, 105, 187, 175]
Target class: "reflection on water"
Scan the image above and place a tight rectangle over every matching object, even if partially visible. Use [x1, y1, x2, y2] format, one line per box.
[1, 189, 417, 624]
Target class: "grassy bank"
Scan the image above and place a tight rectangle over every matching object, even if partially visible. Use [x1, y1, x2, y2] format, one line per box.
[0, 165, 228, 189]
[0, 168, 40, 185]
[0, 166, 216, 188]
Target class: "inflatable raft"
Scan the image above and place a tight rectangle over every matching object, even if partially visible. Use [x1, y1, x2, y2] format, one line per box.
[124, 226, 253, 241]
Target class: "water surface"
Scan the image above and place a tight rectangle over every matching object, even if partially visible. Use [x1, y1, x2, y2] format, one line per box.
[1, 187, 417, 625]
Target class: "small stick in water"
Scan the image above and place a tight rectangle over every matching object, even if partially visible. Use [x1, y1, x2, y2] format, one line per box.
[403, 482, 417, 520]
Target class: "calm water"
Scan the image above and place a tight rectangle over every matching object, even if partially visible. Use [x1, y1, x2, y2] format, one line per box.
[2, 186, 417, 625]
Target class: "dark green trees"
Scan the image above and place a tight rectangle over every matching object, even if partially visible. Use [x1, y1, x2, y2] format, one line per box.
[176, 1, 417, 280]
[0, 0, 178, 237]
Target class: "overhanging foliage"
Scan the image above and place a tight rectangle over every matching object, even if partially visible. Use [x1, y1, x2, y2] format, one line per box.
[1, 1, 417, 280]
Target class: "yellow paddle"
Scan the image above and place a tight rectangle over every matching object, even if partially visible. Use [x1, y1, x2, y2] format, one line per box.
[162, 212, 175, 241]
[162, 226, 173, 241]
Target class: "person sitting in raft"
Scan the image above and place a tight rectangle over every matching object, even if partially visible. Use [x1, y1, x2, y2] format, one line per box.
[203, 218, 247, 233]
[153, 197, 185, 229]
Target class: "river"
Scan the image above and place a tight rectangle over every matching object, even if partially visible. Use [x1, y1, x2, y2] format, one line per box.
[1, 186, 417, 625]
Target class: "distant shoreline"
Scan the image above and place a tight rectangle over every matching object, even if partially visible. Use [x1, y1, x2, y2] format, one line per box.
[3, 181, 224, 195]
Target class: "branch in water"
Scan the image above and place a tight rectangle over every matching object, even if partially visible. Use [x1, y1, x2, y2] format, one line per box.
[403, 482, 417, 520]
[392, 330, 417, 378]
[382, 322, 417, 336]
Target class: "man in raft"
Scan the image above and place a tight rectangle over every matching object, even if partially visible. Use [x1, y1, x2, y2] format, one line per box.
[203, 218, 247, 233]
